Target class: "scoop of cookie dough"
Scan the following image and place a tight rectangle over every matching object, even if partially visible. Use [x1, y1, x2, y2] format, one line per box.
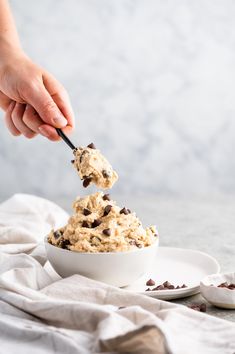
[72, 143, 118, 189]
[48, 192, 157, 253]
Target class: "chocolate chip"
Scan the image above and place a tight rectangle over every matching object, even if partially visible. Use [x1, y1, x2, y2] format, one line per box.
[217, 282, 235, 290]
[153, 285, 165, 290]
[102, 170, 110, 178]
[188, 303, 207, 313]
[53, 231, 61, 239]
[199, 303, 207, 312]
[118, 306, 126, 309]
[103, 205, 112, 216]
[129, 240, 136, 246]
[87, 143, 96, 149]
[136, 243, 142, 248]
[120, 207, 130, 215]
[71, 159, 75, 164]
[127, 209, 131, 214]
[168, 285, 175, 289]
[163, 281, 171, 288]
[60, 239, 70, 249]
[79, 150, 87, 163]
[181, 284, 187, 288]
[146, 279, 155, 286]
[82, 221, 90, 228]
[103, 194, 111, 201]
[145, 288, 151, 292]
[83, 177, 92, 188]
[83, 208, 92, 216]
[92, 219, 102, 228]
[103, 228, 111, 236]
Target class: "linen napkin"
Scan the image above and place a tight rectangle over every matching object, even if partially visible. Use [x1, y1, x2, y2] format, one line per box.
[0, 194, 234, 354]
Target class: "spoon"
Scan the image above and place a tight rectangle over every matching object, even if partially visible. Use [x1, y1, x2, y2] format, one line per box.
[56, 128, 76, 150]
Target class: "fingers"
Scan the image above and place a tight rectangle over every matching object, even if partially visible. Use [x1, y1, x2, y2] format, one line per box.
[43, 72, 75, 132]
[0, 91, 12, 111]
[22, 79, 68, 129]
[11, 103, 37, 138]
[4, 101, 21, 136]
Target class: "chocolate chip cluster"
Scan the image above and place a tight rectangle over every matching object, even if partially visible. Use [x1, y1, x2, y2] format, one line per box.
[214, 282, 235, 290]
[145, 279, 187, 291]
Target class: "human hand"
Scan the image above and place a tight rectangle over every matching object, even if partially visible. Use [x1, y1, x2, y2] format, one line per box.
[0, 51, 74, 141]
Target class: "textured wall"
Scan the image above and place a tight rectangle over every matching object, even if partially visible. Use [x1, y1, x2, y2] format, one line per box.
[1, 0, 235, 202]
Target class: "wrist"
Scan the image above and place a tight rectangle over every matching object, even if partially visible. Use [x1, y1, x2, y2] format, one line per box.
[0, 35, 25, 67]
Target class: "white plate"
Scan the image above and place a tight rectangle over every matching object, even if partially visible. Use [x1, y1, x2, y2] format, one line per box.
[124, 247, 220, 300]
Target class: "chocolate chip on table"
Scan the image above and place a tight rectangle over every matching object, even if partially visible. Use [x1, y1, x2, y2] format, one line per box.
[82, 221, 90, 228]
[146, 279, 155, 286]
[53, 231, 61, 239]
[199, 303, 207, 312]
[87, 143, 96, 149]
[103, 205, 112, 216]
[83, 208, 92, 216]
[83, 177, 92, 188]
[120, 207, 130, 215]
[188, 303, 207, 313]
[103, 228, 111, 236]
[92, 219, 102, 228]
[103, 194, 111, 201]
[102, 170, 110, 178]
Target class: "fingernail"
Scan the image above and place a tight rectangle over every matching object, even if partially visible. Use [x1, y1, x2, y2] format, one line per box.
[53, 116, 67, 127]
[39, 126, 50, 137]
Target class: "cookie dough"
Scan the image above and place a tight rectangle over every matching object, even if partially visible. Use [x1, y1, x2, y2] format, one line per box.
[48, 192, 157, 253]
[72, 143, 118, 189]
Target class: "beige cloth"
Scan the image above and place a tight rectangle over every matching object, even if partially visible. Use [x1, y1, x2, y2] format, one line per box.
[0, 194, 234, 354]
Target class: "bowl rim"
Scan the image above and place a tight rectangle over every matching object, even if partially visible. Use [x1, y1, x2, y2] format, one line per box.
[44, 235, 159, 255]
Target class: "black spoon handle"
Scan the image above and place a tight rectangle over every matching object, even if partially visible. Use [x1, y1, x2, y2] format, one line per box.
[56, 128, 76, 150]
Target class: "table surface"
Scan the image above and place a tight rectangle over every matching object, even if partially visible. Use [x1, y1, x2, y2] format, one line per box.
[59, 195, 235, 323]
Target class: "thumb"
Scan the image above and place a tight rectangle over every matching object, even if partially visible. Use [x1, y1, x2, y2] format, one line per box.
[23, 82, 67, 128]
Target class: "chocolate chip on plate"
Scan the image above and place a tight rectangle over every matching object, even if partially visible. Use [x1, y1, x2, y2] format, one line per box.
[103, 194, 111, 201]
[82, 221, 90, 228]
[120, 207, 130, 215]
[153, 285, 165, 291]
[163, 281, 172, 288]
[103, 228, 111, 236]
[83, 177, 92, 188]
[87, 143, 96, 149]
[83, 208, 92, 216]
[92, 219, 102, 228]
[146, 279, 155, 286]
[103, 205, 112, 216]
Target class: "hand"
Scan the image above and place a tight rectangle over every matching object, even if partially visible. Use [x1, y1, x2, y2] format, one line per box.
[0, 51, 74, 141]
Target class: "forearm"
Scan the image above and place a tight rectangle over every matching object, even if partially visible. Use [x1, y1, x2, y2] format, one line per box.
[0, 0, 23, 62]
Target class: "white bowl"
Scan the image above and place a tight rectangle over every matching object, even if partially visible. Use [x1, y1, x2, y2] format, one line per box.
[44, 236, 159, 287]
[200, 272, 235, 309]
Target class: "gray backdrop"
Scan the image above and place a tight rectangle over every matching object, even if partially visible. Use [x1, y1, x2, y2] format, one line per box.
[1, 0, 235, 204]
